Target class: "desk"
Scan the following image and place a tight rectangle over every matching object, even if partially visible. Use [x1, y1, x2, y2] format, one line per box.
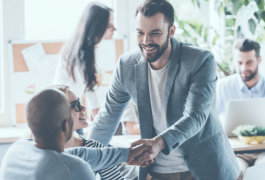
[0, 127, 29, 143]
[229, 137, 265, 154]
[110, 135, 265, 154]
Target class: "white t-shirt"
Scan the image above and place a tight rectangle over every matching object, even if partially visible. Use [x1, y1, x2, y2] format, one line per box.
[120, 99, 139, 135]
[148, 63, 189, 173]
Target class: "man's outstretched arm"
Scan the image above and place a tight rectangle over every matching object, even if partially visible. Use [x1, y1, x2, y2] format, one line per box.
[65, 144, 153, 171]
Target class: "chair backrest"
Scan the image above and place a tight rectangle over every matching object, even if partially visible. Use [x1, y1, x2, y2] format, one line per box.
[243, 162, 265, 180]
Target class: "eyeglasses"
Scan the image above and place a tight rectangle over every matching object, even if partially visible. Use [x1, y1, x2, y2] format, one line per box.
[70, 98, 82, 112]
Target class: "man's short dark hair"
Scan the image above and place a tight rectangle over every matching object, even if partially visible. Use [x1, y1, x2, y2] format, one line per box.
[235, 39, 260, 58]
[135, 0, 174, 27]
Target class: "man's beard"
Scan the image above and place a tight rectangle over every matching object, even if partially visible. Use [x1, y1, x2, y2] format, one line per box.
[139, 35, 169, 63]
[241, 66, 258, 82]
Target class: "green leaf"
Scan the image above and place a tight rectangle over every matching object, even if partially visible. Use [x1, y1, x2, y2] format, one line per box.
[196, 0, 201, 8]
[231, 0, 244, 14]
[233, 125, 265, 136]
[226, 29, 235, 36]
[261, 10, 265, 21]
[254, 11, 261, 21]
[178, 21, 185, 29]
[244, 0, 250, 6]
[224, 7, 232, 15]
[204, 28, 208, 42]
[190, 0, 200, 8]
[212, 33, 219, 45]
[236, 26, 244, 38]
[226, 18, 236, 26]
[255, 0, 265, 11]
[218, 6, 225, 15]
[248, 18, 256, 34]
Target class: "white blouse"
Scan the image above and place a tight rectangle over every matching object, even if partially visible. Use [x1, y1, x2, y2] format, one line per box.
[53, 58, 100, 110]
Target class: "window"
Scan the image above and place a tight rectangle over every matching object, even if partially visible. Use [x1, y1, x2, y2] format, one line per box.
[24, 0, 114, 40]
[0, 0, 4, 112]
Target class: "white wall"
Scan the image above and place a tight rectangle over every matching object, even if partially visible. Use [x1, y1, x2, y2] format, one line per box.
[0, 0, 140, 126]
[114, 0, 142, 51]
[0, 0, 3, 113]
[0, 0, 25, 126]
[24, 0, 114, 41]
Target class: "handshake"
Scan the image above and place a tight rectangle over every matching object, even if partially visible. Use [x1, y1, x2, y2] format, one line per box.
[126, 135, 166, 167]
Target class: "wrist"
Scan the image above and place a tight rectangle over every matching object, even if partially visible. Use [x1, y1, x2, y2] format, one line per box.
[153, 135, 166, 151]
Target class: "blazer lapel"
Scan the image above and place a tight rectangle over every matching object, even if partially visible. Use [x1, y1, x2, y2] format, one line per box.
[135, 56, 154, 139]
[164, 39, 182, 115]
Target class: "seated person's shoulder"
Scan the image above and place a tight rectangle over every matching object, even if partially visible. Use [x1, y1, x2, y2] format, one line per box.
[3, 139, 34, 157]
[54, 151, 95, 178]
[60, 151, 91, 168]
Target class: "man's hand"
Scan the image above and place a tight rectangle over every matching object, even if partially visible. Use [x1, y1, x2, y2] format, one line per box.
[127, 144, 154, 167]
[130, 135, 166, 160]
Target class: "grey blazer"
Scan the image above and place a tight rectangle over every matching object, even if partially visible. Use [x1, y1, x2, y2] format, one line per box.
[90, 38, 240, 180]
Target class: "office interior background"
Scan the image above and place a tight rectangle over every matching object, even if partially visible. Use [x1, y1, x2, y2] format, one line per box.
[0, 1, 265, 133]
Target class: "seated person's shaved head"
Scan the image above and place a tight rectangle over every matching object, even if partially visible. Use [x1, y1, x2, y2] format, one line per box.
[26, 89, 73, 149]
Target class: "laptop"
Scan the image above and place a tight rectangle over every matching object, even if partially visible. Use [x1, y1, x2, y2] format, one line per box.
[222, 98, 265, 137]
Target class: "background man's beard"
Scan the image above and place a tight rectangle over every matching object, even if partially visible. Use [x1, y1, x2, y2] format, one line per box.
[241, 67, 258, 82]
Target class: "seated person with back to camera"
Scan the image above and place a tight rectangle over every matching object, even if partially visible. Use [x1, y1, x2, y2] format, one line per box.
[0, 89, 153, 180]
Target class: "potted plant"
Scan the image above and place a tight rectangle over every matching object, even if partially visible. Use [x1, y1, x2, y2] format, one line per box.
[233, 125, 265, 144]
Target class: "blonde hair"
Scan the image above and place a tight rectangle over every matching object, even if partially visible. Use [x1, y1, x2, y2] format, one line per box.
[51, 85, 70, 95]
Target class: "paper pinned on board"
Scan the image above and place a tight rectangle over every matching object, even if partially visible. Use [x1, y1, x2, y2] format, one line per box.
[22, 43, 46, 71]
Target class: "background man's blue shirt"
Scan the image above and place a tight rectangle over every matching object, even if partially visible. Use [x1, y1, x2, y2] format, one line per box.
[216, 73, 265, 118]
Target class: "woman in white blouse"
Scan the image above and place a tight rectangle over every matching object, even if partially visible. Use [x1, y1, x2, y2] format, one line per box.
[53, 2, 116, 121]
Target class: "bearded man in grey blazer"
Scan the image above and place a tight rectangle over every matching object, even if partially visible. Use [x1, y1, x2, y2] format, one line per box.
[89, 0, 241, 179]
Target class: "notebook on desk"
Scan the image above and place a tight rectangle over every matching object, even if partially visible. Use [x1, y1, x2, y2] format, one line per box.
[222, 98, 265, 137]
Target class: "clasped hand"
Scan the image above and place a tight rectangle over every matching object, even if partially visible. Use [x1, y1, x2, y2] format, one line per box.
[127, 136, 165, 167]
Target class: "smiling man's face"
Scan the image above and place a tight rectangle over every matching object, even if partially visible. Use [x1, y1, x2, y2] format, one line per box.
[136, 12, 172, 63]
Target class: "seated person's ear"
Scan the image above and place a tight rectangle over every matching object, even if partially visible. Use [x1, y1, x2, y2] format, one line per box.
[61, 119, 67, 132]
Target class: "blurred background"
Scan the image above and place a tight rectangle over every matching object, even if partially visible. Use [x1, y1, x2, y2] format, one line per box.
[0, 0, 265, 126]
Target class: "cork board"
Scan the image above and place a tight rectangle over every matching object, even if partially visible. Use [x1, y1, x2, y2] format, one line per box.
[12, 42, 64, 72]
[10, 39, 124, 125]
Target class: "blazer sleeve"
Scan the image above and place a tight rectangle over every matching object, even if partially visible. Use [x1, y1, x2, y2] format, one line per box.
[160, 51, 217, 154]
[89, 58, 131, 145]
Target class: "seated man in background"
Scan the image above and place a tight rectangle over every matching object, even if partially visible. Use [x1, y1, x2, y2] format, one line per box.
[121, 100, 140, 135]
[0, 89, 152, 180]
[216, 39, 265, 173]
